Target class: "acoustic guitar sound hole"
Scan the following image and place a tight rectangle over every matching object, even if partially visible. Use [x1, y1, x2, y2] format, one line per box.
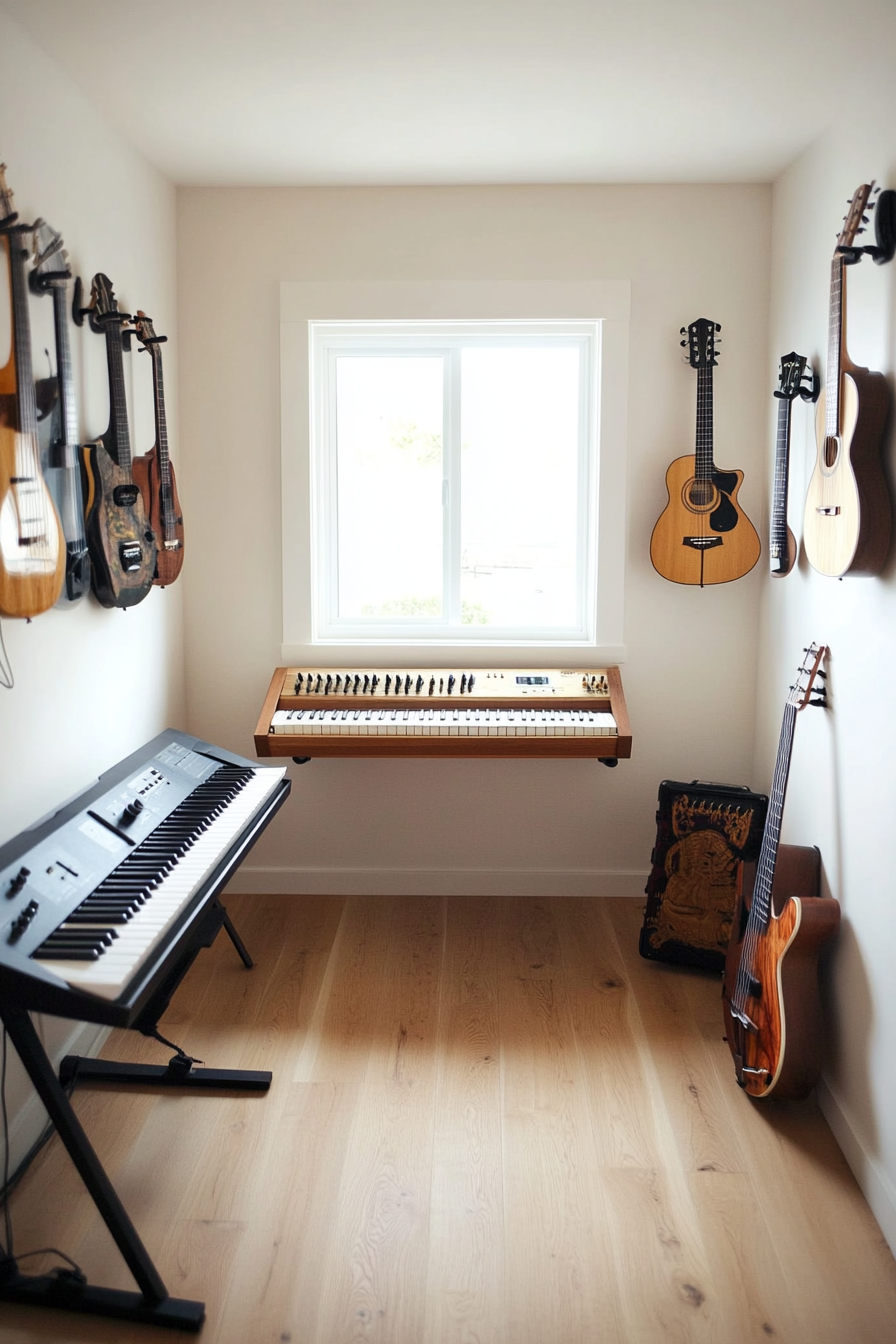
[683, 479, 718, 513]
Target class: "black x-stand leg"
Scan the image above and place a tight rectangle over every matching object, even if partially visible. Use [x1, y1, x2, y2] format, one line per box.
[0, 1005, 205, 1331]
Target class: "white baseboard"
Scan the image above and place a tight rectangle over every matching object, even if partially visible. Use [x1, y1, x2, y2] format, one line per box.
[817, 1076, 896, 1259]
[224, 865, 649, 898]
[8, 1020, 110, 1174]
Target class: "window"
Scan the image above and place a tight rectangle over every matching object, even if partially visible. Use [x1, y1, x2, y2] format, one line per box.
[280, 281, 629, 657]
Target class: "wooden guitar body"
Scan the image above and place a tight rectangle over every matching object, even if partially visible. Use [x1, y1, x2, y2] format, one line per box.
[82, 439, 156, 608]
[0, 424, 65, 618]
[723, 844, 840, 1100]
[650, 454, 761, 585]
[132, 447, 184, 586]
[803, 364, 890, 576]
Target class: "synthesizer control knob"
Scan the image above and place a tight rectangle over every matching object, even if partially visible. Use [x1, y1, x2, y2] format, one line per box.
[121, 798, 144, 826]
[324, 675, 332, 694]
[429, 677, 435, 695]
[6, 866, 30, 899]
[404, 674, 412, 694]
[460, 674, 467, 693]
[385, 675, 392, 693]
[354, 675, 361, 693]
[415, 675, 423, 693]
[447, 675, 455, 694]
[363, 675, 370, 693]
[468, 673, 475, 690]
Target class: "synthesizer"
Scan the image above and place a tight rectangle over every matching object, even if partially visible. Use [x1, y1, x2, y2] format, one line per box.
[255, 666, 632, 761]
[0, 730, 290, 1028]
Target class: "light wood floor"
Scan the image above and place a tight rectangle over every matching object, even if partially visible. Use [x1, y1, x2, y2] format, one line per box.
[3, 895, 896, 1344]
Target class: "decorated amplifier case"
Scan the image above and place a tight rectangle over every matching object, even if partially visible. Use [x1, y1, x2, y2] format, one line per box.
[640, 779, 768, 971]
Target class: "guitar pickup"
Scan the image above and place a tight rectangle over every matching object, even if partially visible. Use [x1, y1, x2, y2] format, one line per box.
[118, 542, 144, 572]
[815, 506, 841, 516]
[113, 484, 140, 507]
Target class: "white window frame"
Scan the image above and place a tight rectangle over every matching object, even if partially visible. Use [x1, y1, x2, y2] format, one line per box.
[280, 281, 630, 662]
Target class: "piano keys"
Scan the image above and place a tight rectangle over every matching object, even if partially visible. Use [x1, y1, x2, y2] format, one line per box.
[255, 665, 632, 760]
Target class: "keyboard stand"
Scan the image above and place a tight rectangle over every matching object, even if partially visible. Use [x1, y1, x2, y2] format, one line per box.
[0, 1004, 205, 1331]
[59, 899, 272, 1095]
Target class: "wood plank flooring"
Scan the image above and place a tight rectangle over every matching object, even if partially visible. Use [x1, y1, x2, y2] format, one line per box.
[3, 895, 896, 1344]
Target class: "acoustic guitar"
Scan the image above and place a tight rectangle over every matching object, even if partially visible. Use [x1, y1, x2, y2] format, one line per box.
[81, 273, 156, 608]
[29, 219, 91, 602]
[769, 351, 817, 578]
[650, 318, 760, 586]
[803, 183, 891, 576]
[722, 644, 840, 1100]
[132, 312, 184, 586]
[0, 167, 65, 619]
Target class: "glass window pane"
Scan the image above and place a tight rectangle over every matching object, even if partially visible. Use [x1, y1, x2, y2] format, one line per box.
[334, 355, 444, 619]
[459, 346, 581, 629]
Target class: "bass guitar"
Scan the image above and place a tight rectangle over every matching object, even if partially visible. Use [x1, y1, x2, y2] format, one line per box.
[0, 166, 65, 618]
[769, 351, 818, 578]
[650, 318, 760, 586]
[132, 312, 184, 586]
[81, 273, 156, 608]
[803, 182, 891, 576]
[29, 219, 90, 602]
[722, 644, 840, 1099]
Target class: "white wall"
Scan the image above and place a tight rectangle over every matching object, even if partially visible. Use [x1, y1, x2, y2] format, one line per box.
[177, 183, 771, 896]
[757, 86, 896, 1255]
[0, 8, 184, 1163]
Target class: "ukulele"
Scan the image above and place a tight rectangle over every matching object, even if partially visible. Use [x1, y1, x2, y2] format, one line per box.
[803, 183, 891, 576]
[131, 312, 184, 586]
[722, 644, 840, 1099]
[29, 219, 91, 602]
[0, 167, 65, 619]
[769, 352, 818, 578]
[650, 318, 760, 586]
[81, 273, 156, 608]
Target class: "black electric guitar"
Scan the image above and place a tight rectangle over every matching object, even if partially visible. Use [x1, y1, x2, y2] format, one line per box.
[722, 644, 840, 1099]
[81, 273, 156, 608]
[0, 166, 65, 618]
[132, 312, 184, 586]
[803, 182, 891, 576]
[769, 352, 818, 577]
[29, 219, 91, 602]
[650, 319, 761, 586]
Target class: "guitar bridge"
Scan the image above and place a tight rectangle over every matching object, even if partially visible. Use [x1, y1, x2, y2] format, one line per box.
[682, 536, 723, 551]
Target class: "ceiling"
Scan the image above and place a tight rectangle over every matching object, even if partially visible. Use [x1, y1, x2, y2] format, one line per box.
[4, 0, 893, 186]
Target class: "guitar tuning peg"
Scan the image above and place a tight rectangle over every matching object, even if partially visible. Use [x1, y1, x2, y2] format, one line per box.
[680, 339, 687, 347]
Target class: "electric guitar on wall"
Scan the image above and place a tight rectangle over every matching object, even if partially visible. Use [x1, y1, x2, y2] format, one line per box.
[650, 318, 760, 586]
[0, 166, 65, 619]
[803, 182, 891, 576]
[769, 351, 818, 578]
[29, 219, 91, 602]
[132, 312, 184, 586]
[81, 273, 156, 608]
[722, 644, 840, 1100]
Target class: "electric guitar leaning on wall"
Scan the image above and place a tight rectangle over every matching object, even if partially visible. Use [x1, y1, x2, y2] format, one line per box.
[803, 182, 891, 576]
[132, 312, 184, 586]
[769, 351, 818, 577]
[650, 318, 760, 586]
[722, 644, 840, 1100]
[29, 219, 91, 602]
[81, 273, 156, 608]
[0, 166, 65, 619]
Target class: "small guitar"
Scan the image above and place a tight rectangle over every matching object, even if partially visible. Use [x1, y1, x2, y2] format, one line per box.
[722, 644, 840, 1099]
[29, 219, 91, 602]
[803, 183, 891, 576]
[0, 165, 65, 619]
[81, 273, 156, 608]
[769, 351, 818, 578]
[650, 318, 760, 586]
[132, 312, 184, 586]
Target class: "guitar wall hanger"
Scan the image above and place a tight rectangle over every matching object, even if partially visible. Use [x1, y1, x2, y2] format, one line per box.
[834, 185, 896, 266]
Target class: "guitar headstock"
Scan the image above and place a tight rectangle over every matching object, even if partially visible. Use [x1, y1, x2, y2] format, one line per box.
[86, 271, 133, 340]
[133, 309, 167, 349]
[773, 351, 818, 403]
[32, 218, 69, 281]
[788, 643, 827, 710]
[681, 318, 721, 370]
[837, 182, 875, 255]
[0, 164, 18, 233]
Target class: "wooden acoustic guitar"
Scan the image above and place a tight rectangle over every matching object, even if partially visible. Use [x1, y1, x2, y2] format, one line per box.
[0, 166, 65, 618]
[722, 644, 840, 1100]
[769, 351, 818, 578]
[650, 318, 760, 586]
[29, 219, 91, 602]
[803, 182, 891, 576]
[132, 312, 184, 586]
[81, 273, 156, 608]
